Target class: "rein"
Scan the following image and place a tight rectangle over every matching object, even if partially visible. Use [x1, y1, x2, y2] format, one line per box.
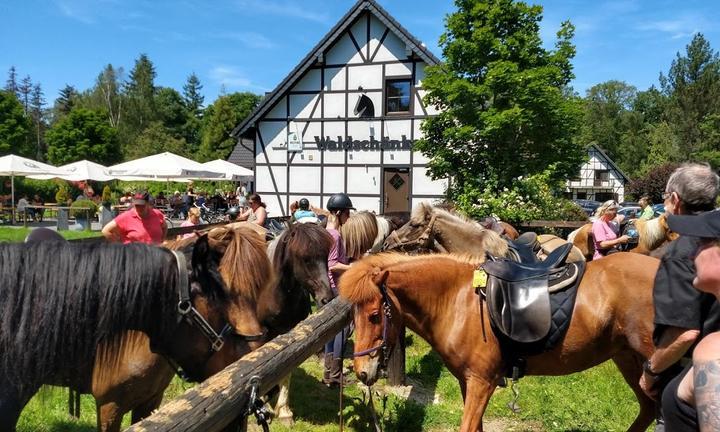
[385, 213, 438, 252]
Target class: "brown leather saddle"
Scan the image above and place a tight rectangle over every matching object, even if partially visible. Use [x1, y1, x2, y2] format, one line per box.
[483, 242, 582, 344]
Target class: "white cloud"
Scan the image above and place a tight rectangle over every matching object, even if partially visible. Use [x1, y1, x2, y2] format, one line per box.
[55, 0, 97, 24]
[209, 65, 268, 91]
[234, 0, 329, 24]
[637, 15, 706, 40]
[214, 32, 277, 49]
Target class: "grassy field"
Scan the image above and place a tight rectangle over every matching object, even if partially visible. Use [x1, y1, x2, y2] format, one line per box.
[0, 227, 101, 242]
[17, 332, 650, 432]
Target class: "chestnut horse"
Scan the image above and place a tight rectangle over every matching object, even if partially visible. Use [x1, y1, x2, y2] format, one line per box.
[340, 252, 659, 431]
[568, 214, 677, 260]
[0, 236, 241, 431]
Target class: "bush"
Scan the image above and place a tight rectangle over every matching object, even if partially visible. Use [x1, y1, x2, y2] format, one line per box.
[70, 199, 98, 219]
[55, 183, 71, 205]
[626, 162, 680, 202]
[101, 185, 112, 205]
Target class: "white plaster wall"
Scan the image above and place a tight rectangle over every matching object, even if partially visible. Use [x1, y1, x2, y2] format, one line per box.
[289, 166, 321, 193]
[368, 16, 386, 60]
[291, 150, 321, 164]
[347, 166, 381, 195]
[292, 68, 321, 92]
[300, 121, 322, 144]
[348, 64, 383, 89]
[266, 97, 286, 118]
[385, 62, 412, 77]
[321, 121, 346, 164]
[383, 120, 412, 164]
[372, 30, 407, 62]
[326, 34, 364, 65]
[412, 197, 443, 210]
[350, 18, 369, 54]
[347, 120, 381, 165]
[412, 120, 430, 165]
[289, 94, 319, 118]
[323, 166, 345, 193]
[266, 194, 286, 218]
[415, 63, 426, 85]
[412, 166, 448, 196]
[324, 67, 345, 91]
[256, 165, 287, 194]
[257, 121, 288, 164]
[323, 93, 346, 118]
[351, 196, 381, 213]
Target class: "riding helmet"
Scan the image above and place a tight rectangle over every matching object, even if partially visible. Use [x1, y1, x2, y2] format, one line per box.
[226, 206, 240, 220]
[299, 198, 310, 210]
[326, 193, 355, 212]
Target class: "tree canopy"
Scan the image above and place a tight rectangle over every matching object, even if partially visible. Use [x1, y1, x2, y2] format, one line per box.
[0, 90, 31, 156]
[417, 0, 584, 203]
[46, 108, 120, 165]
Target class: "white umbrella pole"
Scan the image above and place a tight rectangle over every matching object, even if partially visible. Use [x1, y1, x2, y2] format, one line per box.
[11, 174, 15, 225]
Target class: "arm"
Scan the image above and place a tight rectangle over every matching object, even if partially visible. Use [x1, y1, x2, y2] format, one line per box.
[102, 220, 122, 242]
[254, 207, 267, 226]
[692, 333, 720, 432]
[592, 221, 628, 249]
[161, 217, 168, 240]
[330, 262, 352, 273]
[599, 235, 630, 249]
[640, 326, 700, 398]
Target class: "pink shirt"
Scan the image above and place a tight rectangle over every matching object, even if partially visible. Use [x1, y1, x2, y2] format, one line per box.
[114, 208, 165, 244]
[592, 219, 618, 260]
[180, 220, 199, 239]
[326, 228, 348, 293]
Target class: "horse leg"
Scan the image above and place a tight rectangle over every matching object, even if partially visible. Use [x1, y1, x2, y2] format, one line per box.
[97, 401, 123, 432]
[274, 374, 294, 425]
[612, 350, 656, 432]
[459, 375, 496, 432]
[130, 390, 164, 424]
[0, 385, 36, 431]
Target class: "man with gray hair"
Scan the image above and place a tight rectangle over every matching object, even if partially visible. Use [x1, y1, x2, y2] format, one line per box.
[639, 163, 720, 431]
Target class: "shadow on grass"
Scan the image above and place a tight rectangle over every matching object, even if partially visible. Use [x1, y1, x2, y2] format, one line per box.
[42, 421, 96, 432]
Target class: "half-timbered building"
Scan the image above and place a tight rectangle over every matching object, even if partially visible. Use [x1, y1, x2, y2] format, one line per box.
[231, 0, 447, 216]
[565, 144, 629, 202]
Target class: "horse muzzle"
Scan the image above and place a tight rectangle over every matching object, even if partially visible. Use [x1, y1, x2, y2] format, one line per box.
[355, 355, 381, 386]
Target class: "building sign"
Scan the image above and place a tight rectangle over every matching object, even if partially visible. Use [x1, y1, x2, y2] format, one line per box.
[287, 124, 303, 152]
[314, 135, 414, 151]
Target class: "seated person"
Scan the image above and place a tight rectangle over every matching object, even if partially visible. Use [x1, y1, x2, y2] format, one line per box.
[16, 195, 31, 220]
[293, 198, 317, 221]
[591, 200, 630, 259]
[31, 194, 44, 221]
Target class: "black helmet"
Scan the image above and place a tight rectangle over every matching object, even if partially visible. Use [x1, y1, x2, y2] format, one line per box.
[327, 193, 355, 212]
[299, 198, 310, 210]
[226, 206, 240, 220]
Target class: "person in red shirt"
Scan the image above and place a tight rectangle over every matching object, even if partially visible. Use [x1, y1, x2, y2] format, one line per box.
[102, 191, 167, 244]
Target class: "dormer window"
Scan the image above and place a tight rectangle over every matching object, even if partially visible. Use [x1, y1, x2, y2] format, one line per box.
[385, 78, 411, 114]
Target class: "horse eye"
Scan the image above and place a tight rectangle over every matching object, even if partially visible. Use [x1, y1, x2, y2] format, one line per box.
[369, 312, 381, 324]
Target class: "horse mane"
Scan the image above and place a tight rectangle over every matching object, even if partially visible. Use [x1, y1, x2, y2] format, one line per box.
[339, 253, 480, 304]
[341, 211, 379, 260]
[270, 223, 333, 274]
[374, 216, 391, 248]
[0, 242, 180, 389]
[635, 215, 671, 251]
[412, 203, 509, 257]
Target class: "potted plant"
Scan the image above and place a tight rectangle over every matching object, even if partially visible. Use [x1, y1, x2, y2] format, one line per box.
[70, 199, 98, 230]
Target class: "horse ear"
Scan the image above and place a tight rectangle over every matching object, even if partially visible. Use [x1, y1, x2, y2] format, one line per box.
[371, 267, 389, 287]
[191, 234, 215, 275]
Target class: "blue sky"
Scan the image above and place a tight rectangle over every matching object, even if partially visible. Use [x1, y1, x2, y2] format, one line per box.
[1, 0, 718, 106]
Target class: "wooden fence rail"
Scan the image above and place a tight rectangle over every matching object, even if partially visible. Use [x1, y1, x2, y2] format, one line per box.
[126, 297, 353, 432]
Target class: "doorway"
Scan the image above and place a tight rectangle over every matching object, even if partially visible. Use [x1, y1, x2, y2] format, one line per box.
[383, 167, 410, 213]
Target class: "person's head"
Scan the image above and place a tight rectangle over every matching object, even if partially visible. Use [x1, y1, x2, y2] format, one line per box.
[247, 193, 265, 209]
[595, 200, 620, 221]
[327, 193, 355, 226]
[226, 206, 240, 221]
[664, 163, 719, 216]
[667, 210, 720, 297]
[174, 190, 180, 197]
[188, 206, 201, 223]
[639, 196, 651, 208]
[132, 191, 151, 217]
[299, 198, 310, 210]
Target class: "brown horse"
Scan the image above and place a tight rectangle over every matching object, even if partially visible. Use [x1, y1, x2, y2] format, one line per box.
[83, 224, 334, 431]
[568, 214, 677, 260]
[340, 252, 659, 431]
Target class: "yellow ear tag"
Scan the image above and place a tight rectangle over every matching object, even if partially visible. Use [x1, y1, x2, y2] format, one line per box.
[473, 269, 487, 289]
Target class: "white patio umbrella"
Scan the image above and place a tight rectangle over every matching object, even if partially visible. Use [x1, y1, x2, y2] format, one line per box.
[0, 154, 62, 224]
[27, 159, 114, 182]
[107, 152, 223, 181]
[201, 159, 254, 181]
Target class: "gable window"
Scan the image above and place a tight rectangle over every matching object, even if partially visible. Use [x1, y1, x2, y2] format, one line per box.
[385, 78, 411, 114]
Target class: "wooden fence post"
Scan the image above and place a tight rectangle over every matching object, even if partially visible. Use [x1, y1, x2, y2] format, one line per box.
[386, 325, 406, 386]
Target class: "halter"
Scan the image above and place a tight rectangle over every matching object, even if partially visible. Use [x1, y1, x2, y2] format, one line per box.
[172, 251, 266, 354]
[352, 281, 393, 367]
[385, 213, 438, 252]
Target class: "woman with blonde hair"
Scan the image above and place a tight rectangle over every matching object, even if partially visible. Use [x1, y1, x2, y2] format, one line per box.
[591, 200, 630, 259]
[178, 206, 201, 239]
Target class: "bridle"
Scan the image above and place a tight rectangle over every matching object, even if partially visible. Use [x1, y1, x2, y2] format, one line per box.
[352, 281, 393, 368]
[384, 213, 442, 252]
[172, 251, 266, 355]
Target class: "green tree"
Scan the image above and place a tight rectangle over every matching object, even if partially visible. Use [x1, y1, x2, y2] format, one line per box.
[417, 0, 584, 201]
[54, 84, 80, 118]
[155, 87, 186, 138]
[30, 83, 47, 161]
[199, 92, 260, 161]
[127, 121, 188, 159]
[0, 90, 31, 156]
[46, 108, 120, 165]
[124, 54, 157, 131]
[580, 80, 637, 161]
[182, 73, 205, 154]
[5, 66, 18, 96]
[660, 33, 720, 159]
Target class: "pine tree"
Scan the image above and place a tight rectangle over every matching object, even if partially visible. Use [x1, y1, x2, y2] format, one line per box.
[18, 75, 32, 114]
[124, 54, 157, 129]
[97, 65, 123, 128]
[55, 84, 79, 117]
[30, 83, 46, 160]
[182, 73, 204, 117]
[5, 66, 18, 96]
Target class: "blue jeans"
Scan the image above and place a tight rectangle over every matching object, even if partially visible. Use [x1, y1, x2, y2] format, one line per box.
[325, 326, 350, 360]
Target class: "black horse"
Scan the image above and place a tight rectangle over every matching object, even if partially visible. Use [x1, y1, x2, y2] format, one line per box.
[0, 236, 240, 430]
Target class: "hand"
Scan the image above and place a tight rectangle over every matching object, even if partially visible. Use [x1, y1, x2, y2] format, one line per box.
[618, 235, 630, 244]
[639, 371, 660, 400]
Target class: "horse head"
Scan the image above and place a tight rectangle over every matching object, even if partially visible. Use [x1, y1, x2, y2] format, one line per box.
[382, 202, 438, 253]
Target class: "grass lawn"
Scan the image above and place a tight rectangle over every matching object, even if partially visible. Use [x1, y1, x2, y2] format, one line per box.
[17, 332, 650, 432]
[0, 227, 101, 242]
